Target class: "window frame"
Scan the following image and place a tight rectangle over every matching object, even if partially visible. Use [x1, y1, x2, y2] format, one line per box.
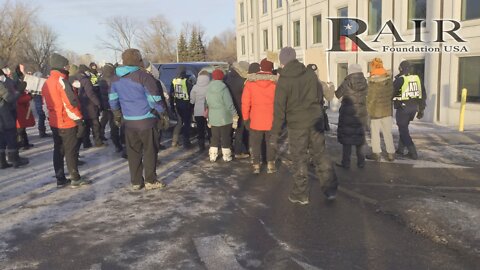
[263, 29, 269, 51]
[368, 0, 382, 35]
[458, 56, 480, 103]
[313, 14, 322, 44]
[293, 20, 301, 47]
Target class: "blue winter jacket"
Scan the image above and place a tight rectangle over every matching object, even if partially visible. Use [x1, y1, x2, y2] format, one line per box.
[109, 66, 164, 130]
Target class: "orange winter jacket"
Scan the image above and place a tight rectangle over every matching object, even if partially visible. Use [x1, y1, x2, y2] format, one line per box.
[241, 72, 277, 131]
[42, 70, 83, 129]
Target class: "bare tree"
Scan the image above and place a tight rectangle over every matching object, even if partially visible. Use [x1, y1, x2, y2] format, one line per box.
[206, 28, 237, 63]
[0, 0, 37, 64]
[20, 24, 58, 74]
[62, 50, 81, 65]
[138, 15, 176, 63]
[99, 16, 140, 55]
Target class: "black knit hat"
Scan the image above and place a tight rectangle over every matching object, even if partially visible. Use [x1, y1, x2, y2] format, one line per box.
[248, 63, 260, 74]
[49, 53, 69, 70]
[122, 48, 144, 67]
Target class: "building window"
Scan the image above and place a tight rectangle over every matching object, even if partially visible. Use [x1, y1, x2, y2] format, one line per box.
[462, 0, 480, 21]
[408, 0, 427, 29]
[241, 35, 246, 55]
[338, 6, 348, 17]
[458, 56, 480, 103]
[250, 0, 254, 18]
[337, 63, 348, 84]
[277, 25, 283, 49]
[293, 20, 301, 47]
[368, 0, 382, 35]
[251, 33, 255, 53]
[263, 0, 268, 14]
[240, 2, 245, 23]
[263, 29, 269, 51]
[313, 14, 322, 44]
[277, 0, 282, 8]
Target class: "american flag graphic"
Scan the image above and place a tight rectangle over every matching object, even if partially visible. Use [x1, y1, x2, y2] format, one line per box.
[339, 19, 359, 51]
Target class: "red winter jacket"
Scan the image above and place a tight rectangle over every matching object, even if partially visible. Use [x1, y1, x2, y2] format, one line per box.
[16, 92, 35, 128]
[42, 70, 83, 129]
[241, 72, 277, 131]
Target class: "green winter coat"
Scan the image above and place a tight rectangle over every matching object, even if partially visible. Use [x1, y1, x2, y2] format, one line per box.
[206, 80, 237, 127]
[367, 73, 394, 119]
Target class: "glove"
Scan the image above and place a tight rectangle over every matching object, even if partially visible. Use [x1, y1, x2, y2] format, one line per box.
[416, 110, 424, 119]
[159, 112, 170, 131]
[232, 115, 239, 129]
[75, 120, 86, 139]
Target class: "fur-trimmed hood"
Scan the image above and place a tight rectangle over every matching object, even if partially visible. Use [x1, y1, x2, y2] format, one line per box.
[246, 72, 278, 82]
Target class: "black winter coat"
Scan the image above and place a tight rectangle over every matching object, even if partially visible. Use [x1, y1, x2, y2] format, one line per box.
[224, 69, 246, 117]
[0, 78, 20, 131]
[77, 73, 101, 119]
[336, 72, 368, 145]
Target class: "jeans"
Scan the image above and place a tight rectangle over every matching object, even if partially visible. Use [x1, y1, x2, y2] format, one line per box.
[249, 130, 275, 164]
[33, 95, 46, 133]
[288, 127, 338, 197]
[195, 116, 210, 145]
[51, 127, 81, 181]
[0, 128, 17, 151]
[370, 116, 395, 154]
[99, 110, 121, 148]
[125, 127, 158, 185]
[172, 104, 192, 145]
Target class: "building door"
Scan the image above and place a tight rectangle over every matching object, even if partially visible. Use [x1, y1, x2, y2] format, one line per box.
[409, 59, 425, 84]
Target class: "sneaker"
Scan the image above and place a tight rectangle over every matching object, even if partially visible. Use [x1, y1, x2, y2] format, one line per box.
[71, 178, 92, 188]
[386, 153, 395, 162]
[57, 179, 71, 188]
[288, 193, 309, 205]
[366, 153, 381, 162]
[236, 153, 250, 159]
[252, 164, 261, 174]
[132, 184, 143, 190]
[145, 181, 166, 190]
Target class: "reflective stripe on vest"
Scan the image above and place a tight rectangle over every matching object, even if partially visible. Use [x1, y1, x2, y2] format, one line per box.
[393, 75, 422, 101]
[172, 78, 189, 101]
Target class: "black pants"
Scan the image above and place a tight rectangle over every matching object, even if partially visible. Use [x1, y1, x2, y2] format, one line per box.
[233, 119, 248, 154]
[84, 118, 102, 146]
[0, 128, 17, 151]
[51, 127, 80, 181]
[249, 130, 275, 164]
[288, 127, 338, 197]
[99, 110, 121, 147]
[396, 103, 418, 147]
[16, 128, 30, 147]
[173, 105, 192, 145]
[34, 95, 46, 133]
[341, 144, 365, 167]
[125, 127, 158, 185]
[195, 116, 210, 145]
[210, 125, 232, 148]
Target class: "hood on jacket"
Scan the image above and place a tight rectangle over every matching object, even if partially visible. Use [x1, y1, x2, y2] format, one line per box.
[278, 59, 306, 78]
[232, 61, 249, 78]
[346, 72, 368, 91]
[116, 66, 140, 77]
[368, 71, 392, 83]
[246, 72, 277, 82]
[208, 80, 227, 93]
[196, 74, 210, 87]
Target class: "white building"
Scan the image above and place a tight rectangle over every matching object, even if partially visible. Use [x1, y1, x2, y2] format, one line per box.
[235, 0, 480, 126]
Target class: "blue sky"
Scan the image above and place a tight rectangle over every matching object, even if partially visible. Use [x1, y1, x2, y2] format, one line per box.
[25, 0, 235, 62]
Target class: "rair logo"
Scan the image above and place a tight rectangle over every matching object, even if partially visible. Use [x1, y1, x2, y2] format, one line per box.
[328, 18, 467, 52]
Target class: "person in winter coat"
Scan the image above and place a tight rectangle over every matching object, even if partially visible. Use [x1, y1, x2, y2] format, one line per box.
[190, 70, 211, 152]
[77, 64, 104, 148]
[366, 58, 395, 162]
[170, 66, 193, 148]
[272, 47, 338, 205]
[0, 60, 29, 168]
[242, 58, 277, 174]
[109, 48, 166, 191]
[393, 60, 427, 160]
[31, 72, 50, 138]
[43, 53, 90, 188]
[16, 91, 35, 150]
[98, 63, 123, 153]
[335, 64, 369, 169]
[206, 69, 238, 162]
[224, 61, 250, 159]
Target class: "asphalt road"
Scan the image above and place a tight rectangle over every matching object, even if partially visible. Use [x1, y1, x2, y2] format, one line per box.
[1, 129, 479, 270]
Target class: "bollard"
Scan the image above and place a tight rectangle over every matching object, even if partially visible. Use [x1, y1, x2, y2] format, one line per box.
[459, 88, 467, 132]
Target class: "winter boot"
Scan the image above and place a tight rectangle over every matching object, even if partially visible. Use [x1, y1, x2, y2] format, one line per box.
[407, 144, 418, 160]
[221, 148, 232, 162]
[396, 141, 405, 155]
[386, 153, 396, 162]
[0, 151, 12, 169]
[267, 161, 277, 174]
[209, 147, 218, 162]
[366, 153, 381, 162]
[252, 164, 261, 174]
[7, 150, 29, 168]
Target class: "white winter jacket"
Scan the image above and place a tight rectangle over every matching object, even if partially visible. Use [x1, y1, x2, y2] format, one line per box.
[190, 74, 210, 117]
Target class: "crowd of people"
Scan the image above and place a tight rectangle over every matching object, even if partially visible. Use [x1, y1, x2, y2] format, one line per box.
[0, 46, 426, 205]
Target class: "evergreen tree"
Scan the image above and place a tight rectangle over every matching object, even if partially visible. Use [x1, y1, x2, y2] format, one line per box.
[188, 28, 199, 61]
[197, 34, 206, 61]
[177, 32, 188, 62]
